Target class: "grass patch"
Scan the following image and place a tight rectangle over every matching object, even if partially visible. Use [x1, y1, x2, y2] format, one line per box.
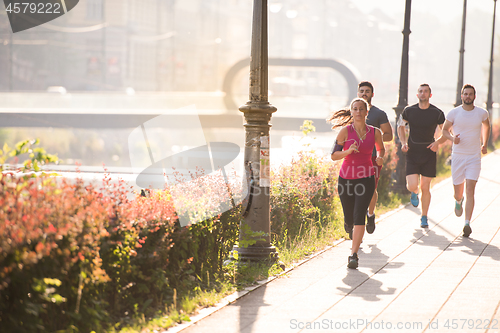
[276, 197, 345, 265]
[376, 191, 408, 216]
[109, 259, 286, 332]
[108, 282, 238, 332]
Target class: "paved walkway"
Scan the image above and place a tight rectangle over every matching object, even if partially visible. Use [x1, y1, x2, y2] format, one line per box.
[174, 150, 500, 333]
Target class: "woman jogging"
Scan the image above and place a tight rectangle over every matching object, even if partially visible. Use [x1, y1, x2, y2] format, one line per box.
[329, 98, 385, 269]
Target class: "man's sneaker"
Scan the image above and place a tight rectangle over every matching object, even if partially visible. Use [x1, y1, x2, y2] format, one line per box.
[411, 192, 419, 207]
[366, 212, 376, 234]
[344, 223, 353, 240]
[420, 215, 429, 228]
[463, 224, 472, 237]
[347, 253, 359, 269]
[455, 197, 464, 217]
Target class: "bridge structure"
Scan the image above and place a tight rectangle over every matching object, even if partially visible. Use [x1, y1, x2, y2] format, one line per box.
[0, 58, 359, 133]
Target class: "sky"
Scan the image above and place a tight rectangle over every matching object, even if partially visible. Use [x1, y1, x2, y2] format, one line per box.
[351, 0, 495, 23]
[345, 0, 500, 114]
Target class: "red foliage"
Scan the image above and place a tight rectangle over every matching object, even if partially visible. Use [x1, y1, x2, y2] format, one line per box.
[0, 171, 178, 288]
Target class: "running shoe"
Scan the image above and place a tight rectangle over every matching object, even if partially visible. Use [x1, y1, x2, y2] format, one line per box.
[344, 223, 353, 240]
[463, 224, 472, 237]
[455, 197, 464, 217]
[366, 212, 376, 234]
[420, 215, 428, 228]
[347, 253, 359, 269]
[411, 192, 419, 207]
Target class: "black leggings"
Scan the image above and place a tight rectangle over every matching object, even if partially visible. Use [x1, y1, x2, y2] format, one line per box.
[338, 176, 376, 227]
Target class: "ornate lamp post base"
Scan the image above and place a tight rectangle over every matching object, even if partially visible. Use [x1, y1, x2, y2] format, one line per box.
[231, 245, 279, 261]
[228, 245, 285, 270]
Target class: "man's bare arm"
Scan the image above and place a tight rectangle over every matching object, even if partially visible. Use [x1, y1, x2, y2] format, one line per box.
[380, 122, 393, 142]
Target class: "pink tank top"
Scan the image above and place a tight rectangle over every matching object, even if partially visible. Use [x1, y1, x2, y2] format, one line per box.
[339, 125, 376, 179]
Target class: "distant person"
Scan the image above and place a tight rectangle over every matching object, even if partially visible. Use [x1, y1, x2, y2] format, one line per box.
[435, 84, 490, 237]
[398, 84, 445, 228]
[357, 81, 393, 234]
[329, 98, 385, 269]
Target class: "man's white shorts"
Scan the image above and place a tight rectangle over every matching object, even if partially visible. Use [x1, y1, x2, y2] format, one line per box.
[451, 153, 481, 185]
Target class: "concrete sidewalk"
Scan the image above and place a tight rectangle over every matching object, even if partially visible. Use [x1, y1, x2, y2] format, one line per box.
[175, 150, 500, 333]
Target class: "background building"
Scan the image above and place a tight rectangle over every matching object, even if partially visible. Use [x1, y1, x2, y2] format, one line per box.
[0, 0, 497, 109]
[0, 0, 498, 167]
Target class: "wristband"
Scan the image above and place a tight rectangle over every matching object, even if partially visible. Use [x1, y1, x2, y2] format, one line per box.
[331, 141, 344, 153]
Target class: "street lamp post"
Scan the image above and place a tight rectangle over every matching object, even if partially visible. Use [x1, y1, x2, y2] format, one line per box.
[9, 33, 13, 91]
[455, 0, 467, 107]
[393, 0, 412, 192]
[102, 0, 106, 88]
[233, 0, 280, 262]
[487, 0, 497, 149]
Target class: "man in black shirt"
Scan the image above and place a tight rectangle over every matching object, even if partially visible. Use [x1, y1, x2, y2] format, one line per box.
[398, 84, 445, 228]
[358, 81, 393, 234]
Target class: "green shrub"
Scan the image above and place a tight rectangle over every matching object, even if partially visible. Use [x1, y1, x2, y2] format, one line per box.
[270, 151, 339, 248]
[492, 119, 500, 147]
[377, 141, 399, 203]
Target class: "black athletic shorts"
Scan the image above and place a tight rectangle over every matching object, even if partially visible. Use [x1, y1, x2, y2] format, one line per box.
[406, 150, 437, 178]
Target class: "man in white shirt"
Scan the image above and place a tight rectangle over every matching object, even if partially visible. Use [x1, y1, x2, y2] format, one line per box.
[435, 84, 490, 237]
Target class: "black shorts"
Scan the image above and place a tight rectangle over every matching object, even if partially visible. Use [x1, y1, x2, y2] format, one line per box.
[406, 150, 437, 178]
[338, 176, 376, 226]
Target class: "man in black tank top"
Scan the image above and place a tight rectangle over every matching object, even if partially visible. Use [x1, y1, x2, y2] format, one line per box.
[398, 84, 445, 228]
